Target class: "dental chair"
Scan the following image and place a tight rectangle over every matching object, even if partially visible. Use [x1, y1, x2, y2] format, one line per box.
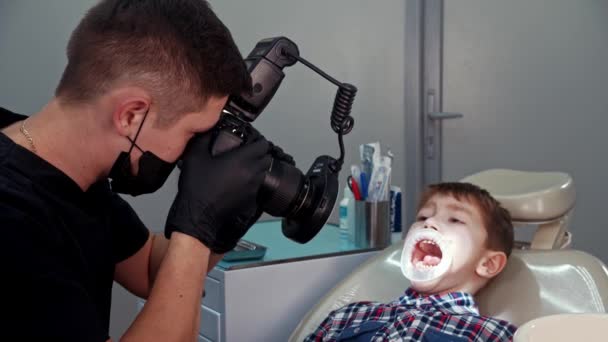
[289, 169, 608, 341]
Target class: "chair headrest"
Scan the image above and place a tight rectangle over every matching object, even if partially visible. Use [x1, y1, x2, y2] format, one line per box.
[461, 169, 575, 222]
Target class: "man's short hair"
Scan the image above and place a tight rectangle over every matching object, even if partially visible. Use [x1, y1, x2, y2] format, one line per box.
[417, 182, 514, 256]
[55, 0, 251, 126]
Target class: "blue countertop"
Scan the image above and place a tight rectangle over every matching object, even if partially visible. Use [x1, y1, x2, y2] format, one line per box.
[217, 220, 375, 270]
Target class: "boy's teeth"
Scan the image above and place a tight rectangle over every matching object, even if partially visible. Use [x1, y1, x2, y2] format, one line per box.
[415, 261, 437, 269]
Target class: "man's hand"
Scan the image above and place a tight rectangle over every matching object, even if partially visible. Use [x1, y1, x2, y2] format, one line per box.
[165, 131, 271, 254]
[268, 140, 296, 166]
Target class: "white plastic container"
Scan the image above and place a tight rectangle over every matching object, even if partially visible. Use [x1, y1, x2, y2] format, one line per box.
[339, 186, 355, 249]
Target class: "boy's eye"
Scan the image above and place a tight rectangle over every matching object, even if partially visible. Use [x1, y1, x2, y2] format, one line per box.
[416, 216, 427, 221]
[449, 217, 464, 224]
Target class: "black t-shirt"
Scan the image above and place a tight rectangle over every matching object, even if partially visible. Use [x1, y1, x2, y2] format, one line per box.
[0, 108, 150, 341]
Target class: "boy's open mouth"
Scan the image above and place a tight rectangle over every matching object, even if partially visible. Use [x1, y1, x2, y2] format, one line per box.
[411, 239, 443, 269]
[401, 229, 452, 282]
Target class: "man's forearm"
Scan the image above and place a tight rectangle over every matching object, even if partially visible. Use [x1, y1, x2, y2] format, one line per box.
[148, 233, 224, 288]
[148, 234, 169, 287]
[122, 232, 210, 342]
[208, 252, 224, 269]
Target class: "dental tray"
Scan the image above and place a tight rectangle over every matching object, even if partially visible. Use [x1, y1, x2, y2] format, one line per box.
[223, 239, 267, 262]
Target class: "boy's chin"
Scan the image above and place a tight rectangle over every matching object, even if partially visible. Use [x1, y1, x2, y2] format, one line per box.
[409, 271, 466, 295]
[409, 277, 445, 294]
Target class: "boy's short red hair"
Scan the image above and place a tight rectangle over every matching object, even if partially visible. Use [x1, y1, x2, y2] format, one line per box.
[418, 182, 514, 256]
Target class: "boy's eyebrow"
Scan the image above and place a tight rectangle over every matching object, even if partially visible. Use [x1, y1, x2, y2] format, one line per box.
[418, 201, 436, 212]
[446, 203, 473, 216]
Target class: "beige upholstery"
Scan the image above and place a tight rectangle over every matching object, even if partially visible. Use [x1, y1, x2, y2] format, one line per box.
[461, 169, 575, 222]
[289, 241, 608, 341]
[462, 169, 576, 249]
[513, 313, 608, 341]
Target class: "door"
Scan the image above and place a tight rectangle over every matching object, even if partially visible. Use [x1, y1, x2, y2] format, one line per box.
[411, 0, 608, 260]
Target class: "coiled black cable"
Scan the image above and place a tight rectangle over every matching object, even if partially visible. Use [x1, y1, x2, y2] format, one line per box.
[331, 83, 357, 135]
[331, 84, 357, 169]
[283, 51, 358, 170]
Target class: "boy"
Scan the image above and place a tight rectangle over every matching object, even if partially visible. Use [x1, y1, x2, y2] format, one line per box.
[305, 182, 516, 341]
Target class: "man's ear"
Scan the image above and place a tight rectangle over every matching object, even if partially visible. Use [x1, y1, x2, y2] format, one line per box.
[111, 95, 150, 137]
[476, 250, 508, 279]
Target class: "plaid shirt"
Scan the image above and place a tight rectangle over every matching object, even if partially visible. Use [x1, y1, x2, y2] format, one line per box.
[304, 288, 516, 342]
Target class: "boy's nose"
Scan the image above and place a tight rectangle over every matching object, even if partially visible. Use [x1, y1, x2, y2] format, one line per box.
[423, 220, 438, 231]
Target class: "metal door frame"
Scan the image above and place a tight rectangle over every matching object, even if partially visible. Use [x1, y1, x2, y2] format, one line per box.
[405, 0, 454, 228]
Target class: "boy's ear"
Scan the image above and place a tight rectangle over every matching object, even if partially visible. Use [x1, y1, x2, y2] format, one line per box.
[476, 250, 508, 279]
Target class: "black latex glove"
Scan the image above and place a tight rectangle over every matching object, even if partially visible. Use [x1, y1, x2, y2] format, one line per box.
[228, 130, 297, 236]
[246, 125, 296, 166]
[268, 141, 296, 166]
[228, 132, 297, 249]
[165, 131, 271, 254]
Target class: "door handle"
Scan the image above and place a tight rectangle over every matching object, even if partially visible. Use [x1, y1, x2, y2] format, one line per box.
[425, 90, 463, 160]
[426, 90, 463, 120]
[428, 112, 463, 120]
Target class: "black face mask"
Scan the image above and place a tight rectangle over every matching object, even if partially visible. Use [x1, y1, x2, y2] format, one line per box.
[109, 109, 177, 196]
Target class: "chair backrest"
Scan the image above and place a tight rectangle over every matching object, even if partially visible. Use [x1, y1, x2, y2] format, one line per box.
[461, 169, 575, 222]
[289, 241, 608, 341]
[462, 169, 576, 249]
